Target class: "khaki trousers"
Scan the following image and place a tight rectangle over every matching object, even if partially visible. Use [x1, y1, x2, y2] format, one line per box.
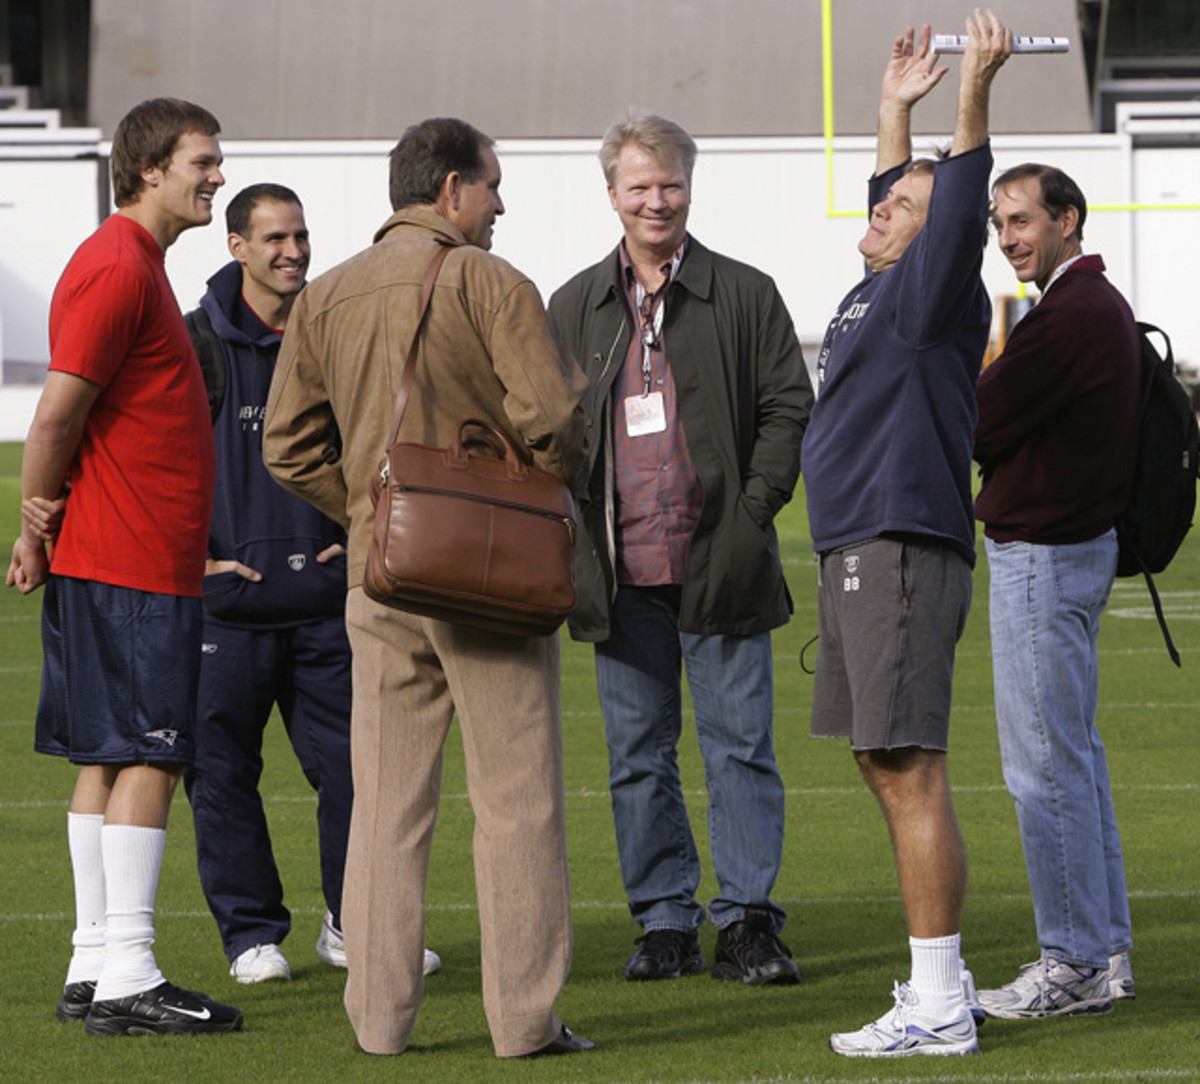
[342, 588, 573, 1056]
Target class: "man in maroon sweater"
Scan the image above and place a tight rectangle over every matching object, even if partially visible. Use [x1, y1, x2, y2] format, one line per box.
[974, 164, 1139, 1020]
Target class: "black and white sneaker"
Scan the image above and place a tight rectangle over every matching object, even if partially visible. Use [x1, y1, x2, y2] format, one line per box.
[84, 981, 243, 1036]
[56, 980, 96, 1022]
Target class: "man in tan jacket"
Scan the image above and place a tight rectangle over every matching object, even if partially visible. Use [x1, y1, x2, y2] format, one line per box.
[262, 117, 589, 1060]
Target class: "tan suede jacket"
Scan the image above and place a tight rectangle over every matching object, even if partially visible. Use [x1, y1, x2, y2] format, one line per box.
[262, 207, 587, 588]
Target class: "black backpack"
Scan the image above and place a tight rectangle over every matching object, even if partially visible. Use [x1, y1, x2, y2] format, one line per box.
[1114, 322, 1199, 667]
[184, 306, 227, 423]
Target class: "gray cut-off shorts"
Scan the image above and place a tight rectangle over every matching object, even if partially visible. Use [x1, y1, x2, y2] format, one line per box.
[810, 535, 972, 752]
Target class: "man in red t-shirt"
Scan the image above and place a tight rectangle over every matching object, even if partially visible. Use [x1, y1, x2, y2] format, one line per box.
[6, 98, 243, 1036]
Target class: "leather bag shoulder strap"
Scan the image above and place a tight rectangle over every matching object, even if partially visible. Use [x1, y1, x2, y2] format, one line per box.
[384, 240, 455, 447]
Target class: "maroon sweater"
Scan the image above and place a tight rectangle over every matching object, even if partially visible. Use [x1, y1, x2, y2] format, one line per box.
[975, 255, 1140, 544]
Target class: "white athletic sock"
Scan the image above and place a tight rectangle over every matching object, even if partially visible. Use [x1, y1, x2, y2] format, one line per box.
[65, 813, 106, 986]
[909, 933, 965, 1018]
[93, 825, 166, 1002]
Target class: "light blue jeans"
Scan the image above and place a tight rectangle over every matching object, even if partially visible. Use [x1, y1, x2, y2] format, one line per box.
[594, 586, 787, 933]
[986, 531, 1133, 969]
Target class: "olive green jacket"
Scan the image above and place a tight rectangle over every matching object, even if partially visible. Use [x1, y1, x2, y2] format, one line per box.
[547, 236, 811, 640]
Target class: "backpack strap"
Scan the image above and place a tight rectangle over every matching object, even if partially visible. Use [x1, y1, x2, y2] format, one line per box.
[1136, 557, 1181, 668]
[184, 306, 227, 423]
[1132, 321, 1187, 667]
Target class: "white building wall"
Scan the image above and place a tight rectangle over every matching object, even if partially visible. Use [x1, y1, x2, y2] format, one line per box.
[2, 129, 1198, 441]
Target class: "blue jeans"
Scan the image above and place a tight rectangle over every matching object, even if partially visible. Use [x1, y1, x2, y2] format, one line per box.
[986, 532, 1132, 969]
[594, 586, 787, 933]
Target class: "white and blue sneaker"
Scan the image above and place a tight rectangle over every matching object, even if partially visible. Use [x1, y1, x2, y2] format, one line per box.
[962, 966, 986, 1026]
[977, 956, 1112, 1019]
[830, 982, 979, 1058]
[229, 943, 291, 984]
[316, 910, 442, 976]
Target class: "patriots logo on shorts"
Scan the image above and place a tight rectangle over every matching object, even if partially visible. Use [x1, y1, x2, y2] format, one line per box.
[288, 554, 306, 572]
[145, 729, 179, 747]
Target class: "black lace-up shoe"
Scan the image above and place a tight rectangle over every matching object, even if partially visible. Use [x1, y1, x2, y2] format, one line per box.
[56, 980, 96, 1021]
[516, 1025, 596, 1058]
[625, 928, 705, 981]
[84, 980, 243, 1036]
[712, 907, 801, 985]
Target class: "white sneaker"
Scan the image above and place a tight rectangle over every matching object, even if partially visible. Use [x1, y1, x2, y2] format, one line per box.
[830, 982, 979, 1058]
[1107, 951, 1135, 1000]
[977, 956, 1113, 1019]
[229, 943, 291, 984]
[315, 911, 346, 968]
[961, 967, 986, 1025]
[316, 911, 443, 976]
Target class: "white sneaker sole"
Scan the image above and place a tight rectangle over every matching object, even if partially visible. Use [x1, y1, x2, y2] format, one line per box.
[830, 1033, 979, 1058]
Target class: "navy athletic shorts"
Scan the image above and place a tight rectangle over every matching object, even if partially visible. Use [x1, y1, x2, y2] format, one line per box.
[34, 575, 201, 765]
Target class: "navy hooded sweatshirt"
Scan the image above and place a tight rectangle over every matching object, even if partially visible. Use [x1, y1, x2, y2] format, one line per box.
[199, 260, 347, 627]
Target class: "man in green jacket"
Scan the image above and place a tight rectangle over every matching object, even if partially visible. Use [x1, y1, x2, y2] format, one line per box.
[547, 111, 812, 986]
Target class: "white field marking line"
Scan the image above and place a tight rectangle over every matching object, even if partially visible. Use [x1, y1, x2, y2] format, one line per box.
[0, 642, 1191, 688]
[662, 1072, 1200, 1084]
[8, 695, 1200, 729]
[556, 701, 1200, 719]
[6, 888, 1200, 925]
[7, 777, 1200, 816]
[16, 698, 1200, 728]
[9, 782, 1200, 816]
[6, 780, 1200, 813]
[1109, 609, 1200, 620]
[1110, 587, 1200, 597]
[559, 696, 1200, 719]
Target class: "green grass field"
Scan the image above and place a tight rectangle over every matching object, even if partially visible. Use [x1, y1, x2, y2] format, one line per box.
[1, 439, 1197, 1083]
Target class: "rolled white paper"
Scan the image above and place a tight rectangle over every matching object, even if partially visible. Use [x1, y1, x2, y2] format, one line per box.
[932, 34, 1070, 54]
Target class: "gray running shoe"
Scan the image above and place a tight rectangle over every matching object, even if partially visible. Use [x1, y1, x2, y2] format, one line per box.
[977, 956, 1113, 1019]
[1107, 951, 1135, 1000]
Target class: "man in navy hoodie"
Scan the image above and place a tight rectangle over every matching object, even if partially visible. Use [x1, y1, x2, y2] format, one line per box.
[801, 13, 1010, 1058]
[183, 183, 441, 984]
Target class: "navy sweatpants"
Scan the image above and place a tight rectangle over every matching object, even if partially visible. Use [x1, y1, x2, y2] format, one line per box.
[185, 615, 353, 962]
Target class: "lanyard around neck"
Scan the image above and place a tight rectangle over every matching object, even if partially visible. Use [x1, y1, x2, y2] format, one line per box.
[632, 247, 683, 397]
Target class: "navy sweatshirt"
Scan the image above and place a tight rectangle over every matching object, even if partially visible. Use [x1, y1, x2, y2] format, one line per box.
[802, 142, 993, 567]
[200, 260, 347, 627]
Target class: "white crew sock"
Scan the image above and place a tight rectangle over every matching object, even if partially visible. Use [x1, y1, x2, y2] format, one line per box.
[92, 824, 167, 1002]
[909, 933, 965, 1018]
[65, 812, 106, 986]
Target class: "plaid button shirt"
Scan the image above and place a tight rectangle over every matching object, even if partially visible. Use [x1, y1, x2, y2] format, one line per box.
[612, 240, 703, 586]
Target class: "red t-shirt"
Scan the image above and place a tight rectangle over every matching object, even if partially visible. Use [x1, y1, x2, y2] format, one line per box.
[47, 214, 215, 596]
